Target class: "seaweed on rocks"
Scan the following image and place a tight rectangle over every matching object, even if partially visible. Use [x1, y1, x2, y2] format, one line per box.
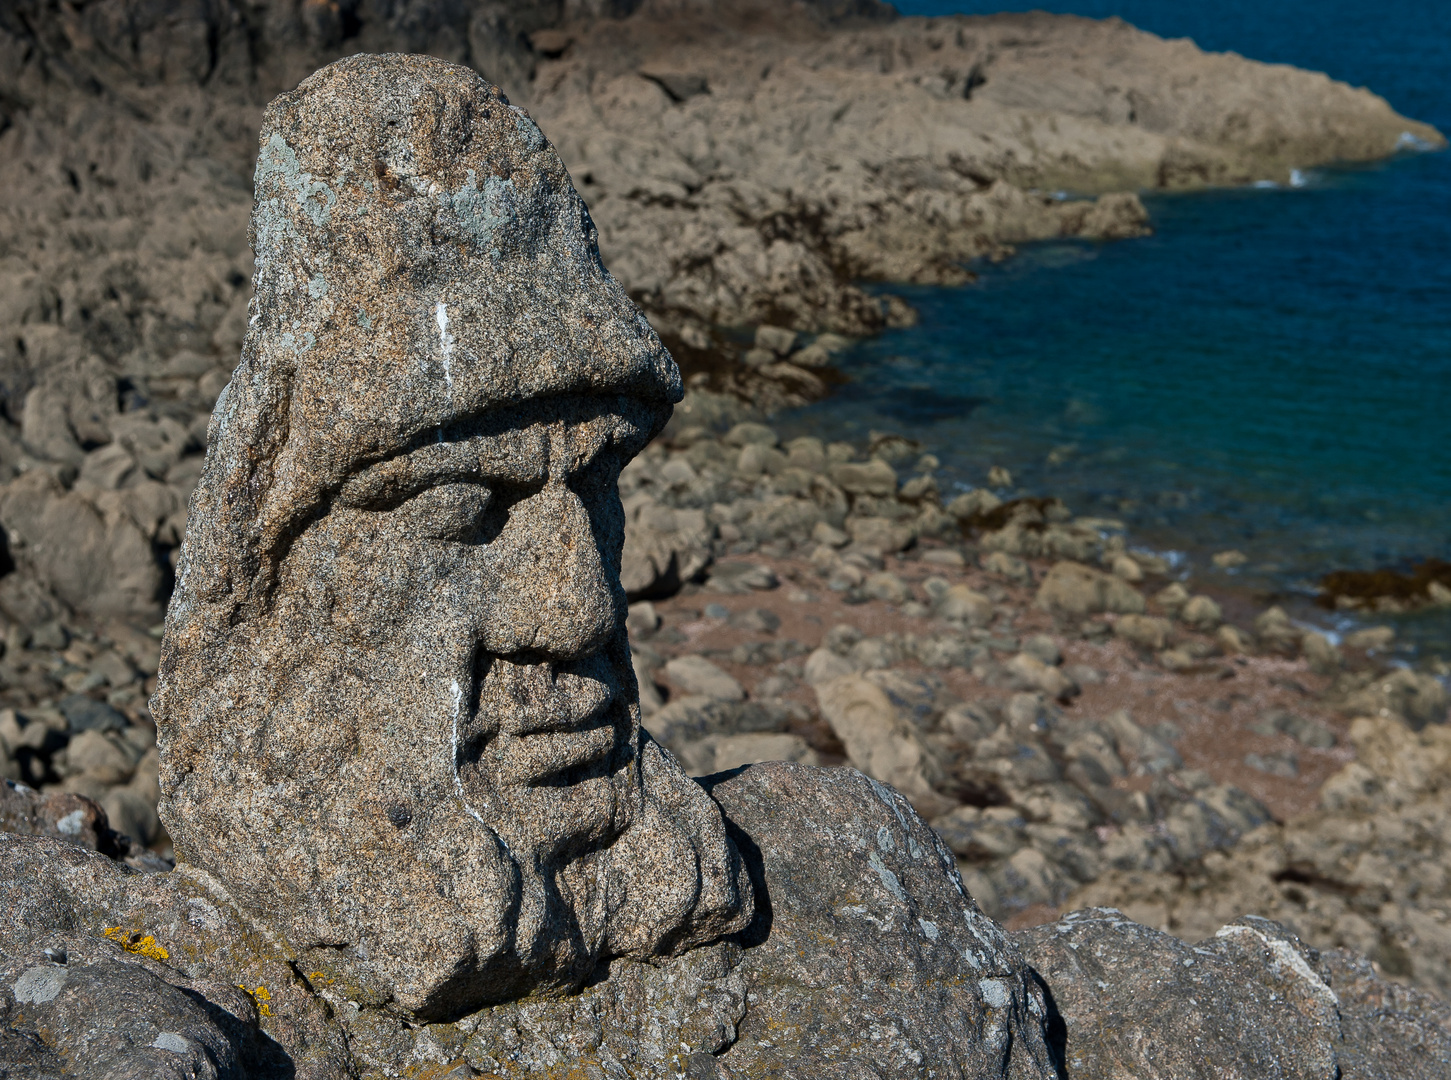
[1319, 559, 1451, 612]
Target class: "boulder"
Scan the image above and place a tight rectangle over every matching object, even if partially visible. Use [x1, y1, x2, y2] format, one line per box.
[1035, 561, 1146, 617]
[814, 675, 951, 817]
[620, 494, 713, 599]
[706, 763, 1059, 1078]
[0, 472, 163, 618]
[663, 655, 746, 702]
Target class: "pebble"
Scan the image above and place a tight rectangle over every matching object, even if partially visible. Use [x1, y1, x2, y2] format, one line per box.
[663, 656, 746, 702]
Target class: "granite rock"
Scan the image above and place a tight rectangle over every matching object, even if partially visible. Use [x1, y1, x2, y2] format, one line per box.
[0, 833, 350, 1079]
[703, 762, 1059, 1078]
[330, 762, 1061, 1078]
[154, 54, 750, 1022]
[1017, 908, 1451, 1079]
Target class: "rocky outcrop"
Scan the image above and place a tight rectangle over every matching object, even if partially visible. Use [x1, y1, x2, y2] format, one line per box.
[1017, 910, 1451, 1079]
[0, 0, 1441, 480]
[525, 8, 1441, 349]
[1070, 712, 1451, 1005]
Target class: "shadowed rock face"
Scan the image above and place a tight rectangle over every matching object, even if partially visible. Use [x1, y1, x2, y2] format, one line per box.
[152, 53, 751, 1021]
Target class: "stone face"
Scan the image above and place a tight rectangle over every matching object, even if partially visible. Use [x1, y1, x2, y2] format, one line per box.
[154, 54, 750, 1021]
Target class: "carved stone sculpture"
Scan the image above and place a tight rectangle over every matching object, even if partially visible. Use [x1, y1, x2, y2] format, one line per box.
[152, 54, 751, 1021]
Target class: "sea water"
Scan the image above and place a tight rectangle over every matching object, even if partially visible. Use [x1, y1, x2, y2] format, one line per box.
[783, 0, 1451, 653]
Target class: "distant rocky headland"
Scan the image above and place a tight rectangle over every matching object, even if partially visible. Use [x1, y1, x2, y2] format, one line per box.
[1, 0, 1443, 417]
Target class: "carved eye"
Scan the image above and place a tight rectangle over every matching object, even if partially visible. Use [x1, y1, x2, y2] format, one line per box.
[395, 481, 497, 543]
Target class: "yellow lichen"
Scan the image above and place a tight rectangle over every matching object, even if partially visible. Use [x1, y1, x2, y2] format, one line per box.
[238, 983, 273, 1018]
[102, 926, 169, 962]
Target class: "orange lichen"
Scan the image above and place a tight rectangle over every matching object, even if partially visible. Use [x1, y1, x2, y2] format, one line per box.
[102, 926, 169, 962]
[238, 983, 273, 1018]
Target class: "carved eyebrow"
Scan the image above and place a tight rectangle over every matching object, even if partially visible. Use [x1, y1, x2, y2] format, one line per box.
[334, 429, 548, 509]
[333, 407, 648, 510]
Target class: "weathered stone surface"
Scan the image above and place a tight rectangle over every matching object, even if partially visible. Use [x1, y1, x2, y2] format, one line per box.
[154, 54, 750, 1022]
[258, 762, 1053, 1078]
[1, 954, 247, 1080]
[1017, 909, 1451, 1079]
[705, 762, 1058, 1078]
[0, 833, 350, 1079]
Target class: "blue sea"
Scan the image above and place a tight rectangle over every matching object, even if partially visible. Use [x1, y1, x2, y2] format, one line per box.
[785, 0, 1451, 654]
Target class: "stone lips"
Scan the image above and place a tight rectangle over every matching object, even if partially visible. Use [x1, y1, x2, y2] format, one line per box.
[153, 54, 747, 1022]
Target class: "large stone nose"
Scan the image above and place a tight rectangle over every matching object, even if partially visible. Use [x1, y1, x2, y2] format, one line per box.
[480, 483, 620, 659]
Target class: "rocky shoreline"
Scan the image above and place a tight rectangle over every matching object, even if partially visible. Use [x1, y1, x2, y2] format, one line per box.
[613, 404, 1451, 981]
[3, 0, 1444, 417]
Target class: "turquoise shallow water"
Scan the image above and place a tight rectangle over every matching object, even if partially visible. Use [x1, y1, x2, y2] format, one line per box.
[783, 0, 1451, 653]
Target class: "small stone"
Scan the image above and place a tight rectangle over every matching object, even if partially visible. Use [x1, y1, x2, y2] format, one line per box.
[987, 465, 1013, 488]
[811, 521, 850, 547]
[700, 733, 819, 774]
[829, 459, 898, 497]
[1115, 614, 1174, 651]
[754, 325, 798, 355]
[1005, 653, 1077, 700]
[1155, 582, 1191, 614]
[723, 422, 778, 447]
[1110, 553, 1143, 582]
[1300, 631, 1342, 673]
[57, 694, 126, 734]
[1212, 549, 1249, 569]
[706, 561, 780, 593]
[845, 516, 915, 553]
[978, 551, 1029, 585]
[1216, 624, 1255, 654]
[626, 602, 661, 637]
[1245, 750, 1299, 777]
[1021, 634, 1062, 667]
[1157, 647, 1196, 671]
[1179, 595, 1223, 630]
[728, 607, 781, 633]
[664, 656, 746, 702]
[921, 547, 965, 568]
[863, 571, 911, 605]
[791, 342, 832, 367]
[1345, 625, 1396, 652]
[938, 584, 994, 625]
